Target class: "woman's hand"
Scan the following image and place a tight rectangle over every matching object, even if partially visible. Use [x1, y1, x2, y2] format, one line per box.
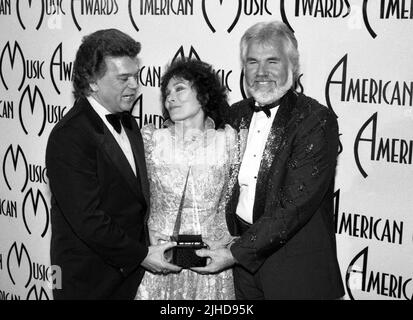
[149, 229, 170, 246]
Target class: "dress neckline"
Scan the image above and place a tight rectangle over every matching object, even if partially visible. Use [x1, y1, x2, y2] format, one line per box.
[164, 117, 216, 144]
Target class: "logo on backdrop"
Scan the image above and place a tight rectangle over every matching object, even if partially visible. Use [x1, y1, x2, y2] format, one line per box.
[71, 0, 119, 31]
[16, 0, 65, 30]
[129, 0, 194, 32]
[171, 45, 201, 62]
[131, 94, 164, 129]
[0, 0, 12, 15]
[172, 46, 233, 92]
[354, 112, 412, 178]
[202, 0, 242, 34]
[0, 197, 18, 219]
[2, 144, 48, 193]
[138, 45, 232, 90]
[6, 242, 57, 291]
[0, 41, 50, 91]
[326, 54, 413, 117]
[1, 41, 73, 96]
[50, 43, 74, 95]
[334, 189, 404, 244]
[362, 0, 413, 38]
[128, 0, 274, 33]
[0, 41, 26, 91]
[16, 0, 45, 30]
[2, 144, 29, 192]
[7, 242, 32, 288]
[138, 65, 161, 88]
[22, 188, 50, 238]
[202, 0, 272, 33]
[26, 284, 50, 300]
[0, 100, 14, 119]
[280, 0, 351, 32]
[19, 85, 47, 136]
[28, 162, 48, 185]
[0, 290, 21, 300]
[346, 247, 413, 300]
[19, 85, 67, 136]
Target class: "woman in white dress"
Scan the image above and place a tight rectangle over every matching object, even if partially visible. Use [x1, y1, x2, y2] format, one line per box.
[135, 59, 244, 300]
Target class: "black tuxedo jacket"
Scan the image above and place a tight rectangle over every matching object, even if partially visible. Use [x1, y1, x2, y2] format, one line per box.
[46, 97, 150, 299]
[226, 90, 344, 299]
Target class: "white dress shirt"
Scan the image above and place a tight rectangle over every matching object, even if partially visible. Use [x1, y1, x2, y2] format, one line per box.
[87, 96, 137, 176]
[236, 104, 279, 223]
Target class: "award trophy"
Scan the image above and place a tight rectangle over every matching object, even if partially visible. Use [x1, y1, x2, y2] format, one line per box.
[168, 167, 207, 268]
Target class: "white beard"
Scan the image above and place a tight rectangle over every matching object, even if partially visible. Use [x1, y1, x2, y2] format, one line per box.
[247, 68, 294, 105]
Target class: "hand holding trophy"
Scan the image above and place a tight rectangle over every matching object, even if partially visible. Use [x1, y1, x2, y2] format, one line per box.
[166, 167, 208, 268]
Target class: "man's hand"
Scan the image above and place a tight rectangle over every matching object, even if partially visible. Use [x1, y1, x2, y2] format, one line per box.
[141, 242, 182, 274]
[202, 236, 238, 250]
[191, 247, 236, 274]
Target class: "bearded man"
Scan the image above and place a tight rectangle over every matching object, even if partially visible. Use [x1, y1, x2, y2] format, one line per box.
[194, 20, 345, 300]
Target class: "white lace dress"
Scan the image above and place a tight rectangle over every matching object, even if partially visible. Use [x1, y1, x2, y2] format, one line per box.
[135, 118, 241, 300]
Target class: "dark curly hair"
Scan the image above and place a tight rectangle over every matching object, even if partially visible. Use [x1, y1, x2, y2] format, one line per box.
[160, 59, 228, 129]
[73, 29, 141, 99]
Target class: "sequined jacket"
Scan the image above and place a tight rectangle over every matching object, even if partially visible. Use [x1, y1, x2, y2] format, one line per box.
[225, 90, 344, 298]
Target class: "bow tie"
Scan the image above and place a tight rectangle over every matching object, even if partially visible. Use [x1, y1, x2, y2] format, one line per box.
[253, 102, 278, 118]
[105, 112, 133, 134]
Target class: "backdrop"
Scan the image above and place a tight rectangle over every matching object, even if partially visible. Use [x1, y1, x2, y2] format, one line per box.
[0, 0, 412, 300]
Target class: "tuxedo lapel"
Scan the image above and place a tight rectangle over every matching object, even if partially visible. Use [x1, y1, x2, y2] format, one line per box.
[227, 98, 254, 227]
[253, 90, 298, 221]
[233, 98, 255, 130]
[82, 99, 141, 197]
[124, 121, 150, 206]
[100, 128, 141, 196]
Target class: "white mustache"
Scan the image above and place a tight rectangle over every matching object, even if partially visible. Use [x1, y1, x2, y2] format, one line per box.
[253, 78, 274, 82]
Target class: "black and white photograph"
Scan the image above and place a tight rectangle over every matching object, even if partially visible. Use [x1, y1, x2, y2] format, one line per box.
[0, 0, 412, 305]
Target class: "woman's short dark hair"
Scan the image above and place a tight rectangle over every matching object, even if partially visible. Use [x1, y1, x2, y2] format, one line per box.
[160, 59, 228, 129]
[73, 28, 141, 99]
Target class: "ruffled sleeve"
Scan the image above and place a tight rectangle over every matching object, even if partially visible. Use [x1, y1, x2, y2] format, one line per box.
[141, 123, 156, 159]
[224, 124, 247, 183]
[210, 124, 247, 247]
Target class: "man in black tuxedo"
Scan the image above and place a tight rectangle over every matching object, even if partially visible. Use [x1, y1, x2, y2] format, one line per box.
[46, 29, 180, 300]
[194, 21, 344, 299]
